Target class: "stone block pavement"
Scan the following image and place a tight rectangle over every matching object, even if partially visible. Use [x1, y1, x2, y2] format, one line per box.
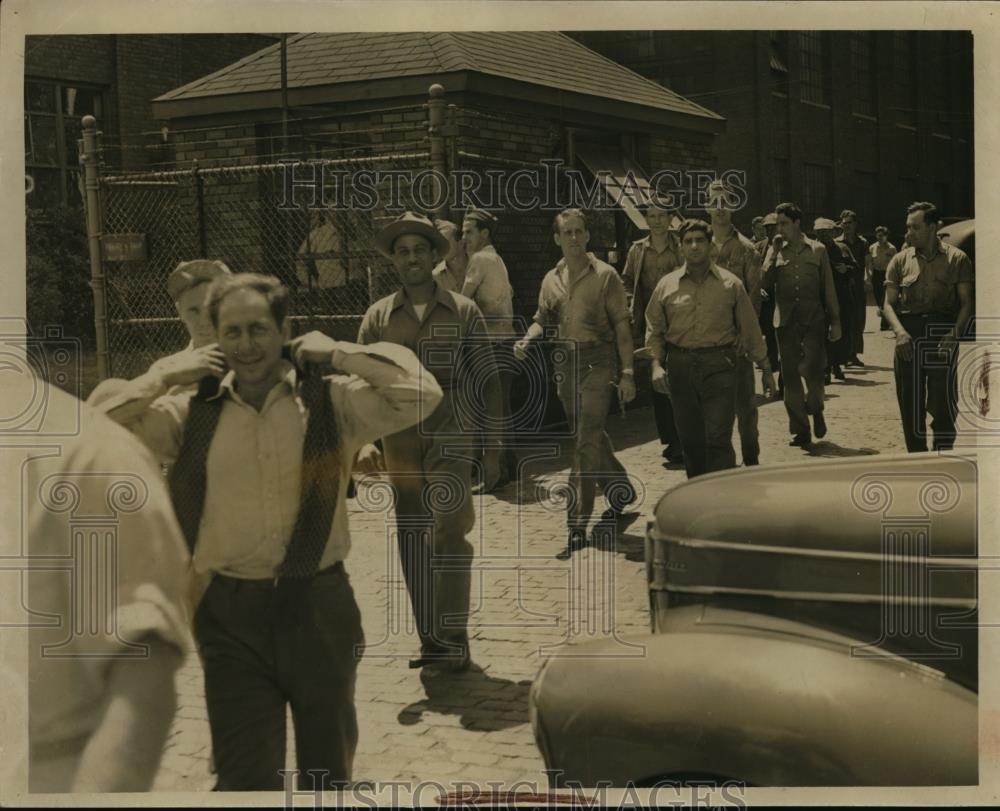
[152, 311, 964, 793]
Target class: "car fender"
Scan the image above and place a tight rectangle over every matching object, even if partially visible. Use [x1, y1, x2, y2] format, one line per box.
[531, 621, 977, 787]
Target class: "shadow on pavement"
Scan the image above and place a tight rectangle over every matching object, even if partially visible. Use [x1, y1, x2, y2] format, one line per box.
[397, 666, 533, 732]
[805, 441, 880, 458]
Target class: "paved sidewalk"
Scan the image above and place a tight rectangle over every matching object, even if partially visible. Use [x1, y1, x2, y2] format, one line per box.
[153, 312, 923, 792]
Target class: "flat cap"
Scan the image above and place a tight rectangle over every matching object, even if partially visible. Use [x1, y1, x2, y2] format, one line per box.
[813, 217, 838, 231]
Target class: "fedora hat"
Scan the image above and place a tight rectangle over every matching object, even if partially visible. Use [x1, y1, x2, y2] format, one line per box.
[375, 211, 450, 258]
[167, 259, 232, 302]
[813, 217, 838, 231]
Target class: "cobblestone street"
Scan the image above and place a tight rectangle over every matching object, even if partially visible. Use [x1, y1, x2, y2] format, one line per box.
[153, 311, 923, 792]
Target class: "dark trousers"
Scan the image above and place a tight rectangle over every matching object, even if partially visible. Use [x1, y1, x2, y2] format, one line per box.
[828, 276, 854, 366]
[384, 414, 476, 650]
[777, 319, 828, 438]
[667, 346, 738, 478]
[194, 567, 364, 791]
[557, 342, 630, 530]
[735, 355, 760, 463]
[759, 296, 780, 371]
[893, 314, 959, 452]
[650, 378, 680, 449]
[872, 270, 888, 329]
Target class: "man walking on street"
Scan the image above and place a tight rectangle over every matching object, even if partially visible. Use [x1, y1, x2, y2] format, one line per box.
[756, 212, 781, 398]
[358, 211, 503, 671]
[707, 183, 765, 465]
[762, 202, 842, 448]
[869, 225, 897, 331]
[95, 273, 442, 790]
[461, 208, 518, 489]
[837, 209, 870, 367]
[883, 201, 974, 452]
[621, 200, 684, 464]
[514, 209, 636, 560]
[814, 217, 853, 382]
[645, 219, 774, 478]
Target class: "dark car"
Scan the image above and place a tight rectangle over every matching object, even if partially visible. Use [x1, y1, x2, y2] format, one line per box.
[529, 452, 978, 787]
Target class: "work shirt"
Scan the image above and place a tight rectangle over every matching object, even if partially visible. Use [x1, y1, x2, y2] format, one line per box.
[26, 385, 189, 785]
[534, 252, 631, 344]
[432, 258, 467, 294]
[869, 240, 898, 273]
[621, 235, 681, 342]
[644, 263, 768, 366]
[710, 227, 763, 315]
[461, 244, 515, 339]
[95, 343, 441, 579]
[884, 238, 974, 317]
[761, 236, 840, 328]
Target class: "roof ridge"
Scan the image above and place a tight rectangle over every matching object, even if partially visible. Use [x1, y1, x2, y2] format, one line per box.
[431, 31, 483, 72]
[553, 32, 723, 120]
[156, 32, 306, 101]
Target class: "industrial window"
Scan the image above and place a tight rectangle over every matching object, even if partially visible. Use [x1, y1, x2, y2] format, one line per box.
[893, 32, 917, 128]
[854, 171, 878, 230]
[798, 31, 831, 106]
[802, 163, 832, 221]
[772, 158, 790, 208]
[850, 32, 877, 118]
[24, 79, 104, 208]
[769, 31, 790, 96]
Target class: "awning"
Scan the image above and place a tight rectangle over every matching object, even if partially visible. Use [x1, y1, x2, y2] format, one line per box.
[575, 144, 658, 230]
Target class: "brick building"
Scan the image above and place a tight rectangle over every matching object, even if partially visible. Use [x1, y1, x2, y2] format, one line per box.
[149, 31, 725, 323]
[571, 30, 974, 233]
[24, 34, 277, 208]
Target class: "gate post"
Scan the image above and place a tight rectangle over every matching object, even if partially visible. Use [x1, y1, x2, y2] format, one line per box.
[80, 115, 111, 380]
[427, 84, 450, 218]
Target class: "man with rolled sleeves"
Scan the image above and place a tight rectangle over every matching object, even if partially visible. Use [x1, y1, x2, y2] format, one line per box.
[707, 183, 765, 466]
[514, 208, 636, 559]
[883, 201, 974, 452]
[358, 211, 503, 670]
[869, 225, 897, 331]
[762, 202, 842, 447]
[645, 219, 774, 478]
[621, 200, 684, 464]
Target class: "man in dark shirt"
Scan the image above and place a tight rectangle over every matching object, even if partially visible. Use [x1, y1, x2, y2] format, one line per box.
[761, 202, 842, 447]
[814, 217, 853, 382]
[358, 211, 502, 671]
[837, 209, 870, 367]
[645, 219, 774, 478]
[515, 208, 636, 559]
[883, 201, 974, 452]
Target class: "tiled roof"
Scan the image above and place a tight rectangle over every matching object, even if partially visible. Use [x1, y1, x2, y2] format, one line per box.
[155, 31, 722, 121]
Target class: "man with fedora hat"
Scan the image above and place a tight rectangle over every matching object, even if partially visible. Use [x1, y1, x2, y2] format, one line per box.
[358, 211, 503, 671]
[94, 271, 442, 790]
[621, 199, 684, 464]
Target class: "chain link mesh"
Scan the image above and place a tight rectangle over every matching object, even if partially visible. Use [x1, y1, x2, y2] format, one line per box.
[99, 150, 431, 378]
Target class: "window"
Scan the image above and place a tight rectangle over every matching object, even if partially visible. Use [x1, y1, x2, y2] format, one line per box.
[893, 32, 917, 127]
[898, 177, 918, 212]
[770, 31, 790, 96]
[802, 163, 832, 221]
[932, 181, 950, 216]
[854, 171, 878, 230]
[850, 32, 877, 118]
[799, 31, 831, 106]
[24, 79, 104, 208]
[772, 158, 790, 207]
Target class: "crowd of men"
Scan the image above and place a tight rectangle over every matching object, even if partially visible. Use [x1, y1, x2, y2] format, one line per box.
[26, 184, 973, 792]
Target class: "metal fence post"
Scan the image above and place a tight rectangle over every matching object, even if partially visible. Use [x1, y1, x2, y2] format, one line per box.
[80, 115, 111, 380]
[428, 83, 449, 218]
[193, 159, 207, 256]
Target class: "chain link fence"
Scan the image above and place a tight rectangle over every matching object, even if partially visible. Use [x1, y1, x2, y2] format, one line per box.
[96, 143, 432, 380]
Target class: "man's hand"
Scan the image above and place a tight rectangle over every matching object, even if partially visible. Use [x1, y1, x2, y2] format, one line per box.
[651, 364, 670, 395]
[288, 331, 339, 366]
[618, 373, 637, 403]
[835, 263, 850, 275]
[512, 337, 532, 361]
[895, 331, 914, 362]
[760, 288, 770, 301]
[353, 443, 385, 476]
[761, 371, 776, 400]
[828, 322, 843, 343]
[151, 344, 226, 388]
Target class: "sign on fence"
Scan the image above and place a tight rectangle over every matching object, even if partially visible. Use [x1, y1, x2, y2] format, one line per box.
[101, 233, 148, 262]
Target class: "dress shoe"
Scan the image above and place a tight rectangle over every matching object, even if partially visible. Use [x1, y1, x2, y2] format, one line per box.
[813, 411, 828, 439]
[556, 528, 587, 560]
[409, 640, 471, 672]
[662, 445, 684, 464]
[824, 370, 831, 385]
[832, 364, 845, 381]
[789, 433, 811, 447]
[744, 457, 760, 466]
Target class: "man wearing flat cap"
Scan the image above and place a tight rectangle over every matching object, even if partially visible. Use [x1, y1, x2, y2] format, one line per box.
[358, 211, 503, 671]
[621, 199, 684, 464]
[461, 208, 518, 489]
